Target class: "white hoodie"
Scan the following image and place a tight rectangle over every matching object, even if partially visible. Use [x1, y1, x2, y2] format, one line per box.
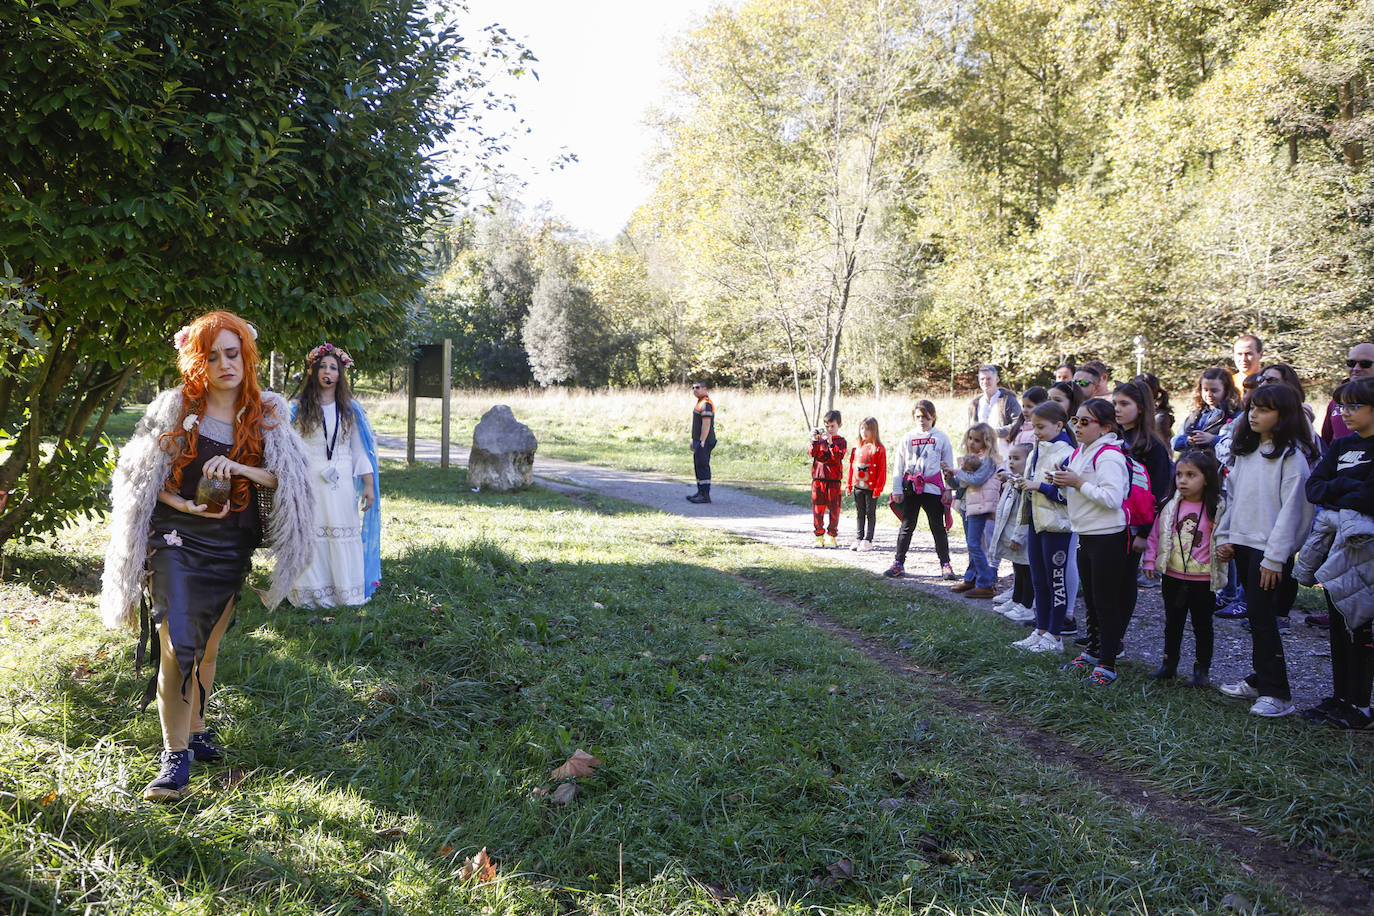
[1214, 445, 1313, 572]
[1063, 433, 1128, 536]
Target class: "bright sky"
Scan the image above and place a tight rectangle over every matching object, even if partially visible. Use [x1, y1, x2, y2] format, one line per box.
[458, 0, 728, 242]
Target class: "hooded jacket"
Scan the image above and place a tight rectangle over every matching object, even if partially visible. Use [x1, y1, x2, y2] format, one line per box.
[1020, 431, 1074, 534]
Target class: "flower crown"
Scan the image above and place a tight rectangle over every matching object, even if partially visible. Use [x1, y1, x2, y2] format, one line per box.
[307, 342, 354, 370]
[172, 322, 257, 350]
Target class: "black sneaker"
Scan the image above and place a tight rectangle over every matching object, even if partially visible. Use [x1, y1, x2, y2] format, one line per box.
[143, 749, 192, 802]
[1301, 697, 1344, 723]
[1073, 635, 1090, 647]
[1061, 616, 1078, 635]
[686, 492, 711, 504]
[188, 730, 224, 763]
[1326, 703, 1373, 730]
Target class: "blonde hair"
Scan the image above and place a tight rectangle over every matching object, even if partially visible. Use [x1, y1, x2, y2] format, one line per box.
[964, 422, 1001, 463]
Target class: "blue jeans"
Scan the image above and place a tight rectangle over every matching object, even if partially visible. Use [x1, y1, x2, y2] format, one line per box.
[962, 513, 996, 587]
[1028, 528, 1073, 634]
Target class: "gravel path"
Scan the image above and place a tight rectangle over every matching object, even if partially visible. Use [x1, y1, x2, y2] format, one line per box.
[377, 433, 1335, 709]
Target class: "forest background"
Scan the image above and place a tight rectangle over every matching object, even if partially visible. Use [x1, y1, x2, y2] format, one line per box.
[418, 0, 1374, 426]
[4, 0, 1374, 549]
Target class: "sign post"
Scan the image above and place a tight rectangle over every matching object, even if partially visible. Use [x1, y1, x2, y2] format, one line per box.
[408, 340, 452, 468]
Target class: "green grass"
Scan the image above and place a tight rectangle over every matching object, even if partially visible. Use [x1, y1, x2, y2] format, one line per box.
[0, 463, 1332, 915]
[359, 388, 969, 512]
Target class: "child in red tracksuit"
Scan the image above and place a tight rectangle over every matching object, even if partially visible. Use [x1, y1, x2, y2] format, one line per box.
[810, 409, 847, 547]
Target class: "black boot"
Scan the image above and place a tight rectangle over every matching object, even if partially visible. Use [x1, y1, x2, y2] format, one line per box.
[1187, 663, 1209, 687]
[1149, 657, 1177, 679]
[686, 485, 711, 504]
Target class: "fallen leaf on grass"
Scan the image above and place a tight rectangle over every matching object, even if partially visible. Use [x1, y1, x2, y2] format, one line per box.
[530, 786, 550, 800]
[551, 749, 602, 780]
[703, 882, 733, 900]
[39, 790, 58, 807]
[458, 847, 497, 883]
[216, 768, 246, 789]
[697, 654, 711, 662]
[549, 782, 579, 805]
[374, 827, 406, 838]
[71, 664, 92, 680]
[438, 844, 454, 856]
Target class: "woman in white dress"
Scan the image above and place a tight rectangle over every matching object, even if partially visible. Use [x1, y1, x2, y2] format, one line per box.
[289, 343, 381, 607]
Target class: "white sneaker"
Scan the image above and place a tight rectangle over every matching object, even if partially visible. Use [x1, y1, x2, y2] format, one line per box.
[862, 540, 874, 552]
[1001, 602, 1035, 623]
[1219, 680, 1259, 699]
[1028, 633, 1064, 653]
[994, 587, 1015, 604]
[850, 540, 861, 551]
[1012, 632, 1043, 649]
[1250, 696, 1295, 717]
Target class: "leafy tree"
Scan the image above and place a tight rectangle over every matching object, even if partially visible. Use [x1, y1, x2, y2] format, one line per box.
[523, 257, 630, 387]
[0, 0, 527, 545]
[645, 0, 949, 428]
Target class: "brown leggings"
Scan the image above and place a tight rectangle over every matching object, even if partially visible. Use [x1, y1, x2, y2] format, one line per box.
[157, 598, 235, 752]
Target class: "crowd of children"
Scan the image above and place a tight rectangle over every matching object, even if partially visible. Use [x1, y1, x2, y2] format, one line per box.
[797, 349, 1374, 724]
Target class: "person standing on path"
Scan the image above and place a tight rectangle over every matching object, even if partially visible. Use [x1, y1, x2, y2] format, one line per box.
[809, 410, 847, 547]
[967, 365, 1022, 443]
[885, 400, 956, 580]
[1319, 342, 1374, 447]
[687, 380, 716, 504]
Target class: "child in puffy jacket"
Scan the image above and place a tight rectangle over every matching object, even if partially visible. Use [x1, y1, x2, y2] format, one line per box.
[944, 422, 1001, 598]
[990, 442, 1033, 619]
[809, 409, 847, 548]
[846, 417, 887, 552]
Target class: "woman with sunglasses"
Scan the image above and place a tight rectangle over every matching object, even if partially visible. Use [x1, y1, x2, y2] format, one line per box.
[1051, 398, 1133, 686]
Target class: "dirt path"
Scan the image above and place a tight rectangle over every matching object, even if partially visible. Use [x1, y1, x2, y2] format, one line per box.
[377, 433, 1335, 708]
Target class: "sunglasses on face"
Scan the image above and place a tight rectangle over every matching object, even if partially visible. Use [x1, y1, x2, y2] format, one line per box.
[1348, 359, 1374, 369]
[1072, 379, 1093, 387]
[1069, 416, 1100, 426]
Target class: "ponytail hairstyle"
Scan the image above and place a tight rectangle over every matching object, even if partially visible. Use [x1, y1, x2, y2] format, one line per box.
[1229, 383, 1317, 461]
[1030, 401, 1076, 447]
[1079, 397, 1123, 439]
[159, 311, 274, 512]
[1112, 380, 1165, 459]
[1174, 449, 1222, 523]
[1049, 380, 1085, 415]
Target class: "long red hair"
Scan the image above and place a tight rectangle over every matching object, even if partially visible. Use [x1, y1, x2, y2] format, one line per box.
[159, 311, 276, 511]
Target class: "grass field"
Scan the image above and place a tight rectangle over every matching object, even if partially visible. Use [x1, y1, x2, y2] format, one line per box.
[1, 461, 1370, 914]
[360, 388, 969, 510]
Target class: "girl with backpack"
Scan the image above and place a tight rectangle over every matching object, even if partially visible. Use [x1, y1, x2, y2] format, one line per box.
[1052, 398, 1133, 686]
[1112, 380, 1174, 602]
[1008, 403, 1077, 651]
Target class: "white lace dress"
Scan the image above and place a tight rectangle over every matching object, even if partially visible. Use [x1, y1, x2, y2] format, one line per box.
[289, 403, 372, 607]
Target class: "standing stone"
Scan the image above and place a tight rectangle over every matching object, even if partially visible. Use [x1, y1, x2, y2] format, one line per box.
[468, 405, 537, 491]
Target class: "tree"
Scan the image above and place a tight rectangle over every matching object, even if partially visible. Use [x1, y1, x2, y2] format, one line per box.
[0, 0, 528, 545]
[523, 258, 628, 387]
[645, 0, 949, 428]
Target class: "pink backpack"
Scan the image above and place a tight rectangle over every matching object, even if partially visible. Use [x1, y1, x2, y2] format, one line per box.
[1070, 443, 1157, 527]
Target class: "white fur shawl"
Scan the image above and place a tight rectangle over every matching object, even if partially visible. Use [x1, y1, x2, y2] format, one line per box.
[99, 388, 315, 631]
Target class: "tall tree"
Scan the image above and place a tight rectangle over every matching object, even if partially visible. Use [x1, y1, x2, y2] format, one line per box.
[646, 0, 949, 428]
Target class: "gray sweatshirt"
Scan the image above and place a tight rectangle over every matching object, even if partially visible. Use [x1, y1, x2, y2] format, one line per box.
[1214, 446, 1314, 572]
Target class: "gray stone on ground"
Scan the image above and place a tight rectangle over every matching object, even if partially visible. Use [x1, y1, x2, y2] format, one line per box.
[468, 405, 537, 491]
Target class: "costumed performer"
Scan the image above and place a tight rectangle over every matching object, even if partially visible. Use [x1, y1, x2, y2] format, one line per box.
[288, 342, 381, 607]
[100, 311, 314, 802]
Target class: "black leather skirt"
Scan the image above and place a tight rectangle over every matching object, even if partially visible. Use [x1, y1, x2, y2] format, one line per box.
[141, 512, 256, 711]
